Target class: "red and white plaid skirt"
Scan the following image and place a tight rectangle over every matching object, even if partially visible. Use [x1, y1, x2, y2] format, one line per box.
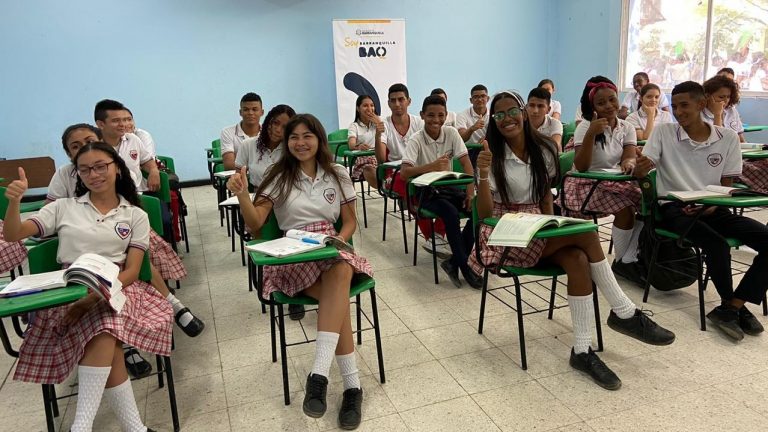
[14, 280, 173, 384]
[739, 159, 768, 194]
[262, 221, 373, 300]
[149, 230, 186, 280]
[0, 220, 27, 274]
[351, 155, 378, 180]
[468, 202, 546, 274]
[562, 177, 640, 219]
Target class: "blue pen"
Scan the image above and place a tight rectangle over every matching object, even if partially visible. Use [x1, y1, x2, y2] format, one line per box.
[301, 237, 321, 245]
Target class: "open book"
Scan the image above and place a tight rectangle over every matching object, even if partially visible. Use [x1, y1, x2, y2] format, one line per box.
[487, 213, 590, 248]
[412, 171, 473, 186]
[741, 143, 768, 150]
[245, 229, 354, 258]
[667, 185, 767, 202]
[0, 254, 127, 313]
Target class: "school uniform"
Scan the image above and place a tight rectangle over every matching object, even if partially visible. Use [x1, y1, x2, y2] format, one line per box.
[644, 123, 768, 305]
[548, 100, 562, 117]
[621, 90, 670, 113]
[563, 119, 641, 217]
[46, 164, 78, 201]
[536, 115, 564, 139]
[258, 163, 373, 300]
[625, 108, 675, 132]
[445, 111, 458, 128]
[134, 128, 156, 156]
[701, 106, 744, 135]
[220, 122, 254, 156]
[455, 107, 489, 143]
[0, 221, 26, 274]
[15, 194, 173, 384]
[116, 133, 153, 192]
[382, 114, 423, 162]
[347, 121, 380, 180]
[235, 134, 283, 186]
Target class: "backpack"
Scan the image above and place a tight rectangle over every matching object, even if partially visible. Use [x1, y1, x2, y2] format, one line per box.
[637, 224, 699, 291]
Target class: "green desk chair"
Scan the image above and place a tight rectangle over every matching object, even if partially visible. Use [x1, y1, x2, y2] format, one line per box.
[140, 194, 182, 290]
[376, 163, 409, 254]
[562, 121, 577, 145]
[142, 170, 180, 252]
[471, 198, 604, 370]
[155, 155, 189, 253]
[342, 148, 380, 228]
[247, 213, 385, 405]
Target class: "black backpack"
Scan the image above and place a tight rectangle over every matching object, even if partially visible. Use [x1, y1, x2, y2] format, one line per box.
[637, 224, 699, 291]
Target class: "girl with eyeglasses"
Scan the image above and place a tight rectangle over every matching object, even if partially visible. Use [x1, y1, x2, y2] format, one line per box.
[3, 142, 171, 432]
[471, 90, 674, 390]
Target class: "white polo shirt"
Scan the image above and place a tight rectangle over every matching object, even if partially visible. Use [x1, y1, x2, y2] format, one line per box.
[382, 114, 423, 161]
[455, 106, 489, 143]
[28, 193, 150, 265]
[701, 106, 744, 135]
[621, 89, 670, 112]
[403, 126, 469, 168]
[235, 135, 283, 186]
[115, 133, 153, 192]
[574, 106, 583, 122]
[444, 111, 458, 128]
[489, 143, 557, 205]
[625, 108, 675, 131]
[46, 164, 78, 201]
[573, 119, 637, 171]
[347, 121, 382, 147]
[220, 122, 255, 156]
[260, 163, 356, 231]
[536, 115, 564, 138]
[643, 123, 741, 197]
[134, 128, 156, 156]
[548, 100, 562, 116]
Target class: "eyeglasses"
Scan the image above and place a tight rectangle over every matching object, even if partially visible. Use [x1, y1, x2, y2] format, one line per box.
[491, 107, 523, 122]
[77, 161, 114, 177]
[471, 94, 489, 100]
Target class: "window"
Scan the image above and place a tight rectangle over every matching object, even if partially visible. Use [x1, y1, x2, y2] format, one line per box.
[622, 0, 768, 94]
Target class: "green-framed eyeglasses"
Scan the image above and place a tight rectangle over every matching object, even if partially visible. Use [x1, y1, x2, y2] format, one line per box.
[491, 107, 523, 122]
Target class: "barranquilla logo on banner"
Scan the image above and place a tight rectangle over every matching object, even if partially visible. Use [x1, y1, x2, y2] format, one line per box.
[333, 19, 407, 129]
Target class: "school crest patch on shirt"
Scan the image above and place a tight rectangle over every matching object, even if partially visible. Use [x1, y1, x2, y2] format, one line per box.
[129, 150, 138, 160]
[323, 188, 336, 204]
[707, 153, 723, 167]
[115, 222, 132, 239]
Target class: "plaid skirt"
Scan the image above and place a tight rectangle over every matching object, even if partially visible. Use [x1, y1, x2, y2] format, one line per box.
[351, 155, 378, 180]
[14, 280, 173, 384]
[468, 202, 546, 274]
[149, 230, 186, 280]
[0, 220, 27, 274]
[262, 221, 373, 300]
[562, 177, 640, 219]
[739, 159, 768, 194]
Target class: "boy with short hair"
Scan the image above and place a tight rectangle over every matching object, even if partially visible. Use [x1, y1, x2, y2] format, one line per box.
[619, 72, 669, 119]
[635, 81, 768, 341]
[430, 88, 457, 127]
[526, 87, 564, 150]
[220, 92, 263, 169]
[379, 83, 424, 163]
[456, 84, 489, 143]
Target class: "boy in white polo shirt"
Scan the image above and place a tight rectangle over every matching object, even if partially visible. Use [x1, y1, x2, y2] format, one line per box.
[401, 95, 482, 289]
[619, 72, 670, 119]
[456, 84, 490, 143]
[220, 92, 264, 169]
[526, 87, 564, 151]
[635, 81, 768, 341]
[429, 88, 457, 127]
[379, 83, 424, 163]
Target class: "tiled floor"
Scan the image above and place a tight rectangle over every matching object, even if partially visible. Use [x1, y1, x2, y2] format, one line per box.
[2, 185, 768, 431]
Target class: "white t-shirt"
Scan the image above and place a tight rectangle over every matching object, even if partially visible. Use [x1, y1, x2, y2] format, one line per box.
[701, 106, 744, 135]
[28, 193, 150, 265]
[621, 89, 670, 112]
[548, 100, 562, 116]
[133, 128, 156, 156]
[259, 163, 356, 232]
[235, 135, 283, 186]
[642, 123, 742, 197]
[347, 121, 381, 147]
[382, 114, 423, 161]
[536, 115, 564, 138]
[402, 126, 469, 168]
[625, 108, 675, 131]
[115, 133, 153, 192]
[455, 107, 489, 143]
[573, 119, 637, 171]
[489, 143, 557, 205]
[220, 123, 255, 156]
[46, 164, 78, 201]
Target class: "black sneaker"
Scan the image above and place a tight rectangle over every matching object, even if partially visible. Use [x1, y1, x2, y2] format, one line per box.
[611, 260, 645, 286]
[569, 348, 622, 390]
[338, 388, 363, 430]
[607, 309, 675, 346]
[289, 304, 306, 321]
[706, 305, 744, 341]
[460, 266, 484, 290]
[123, 347, 152, 379]
[738, 306, 764, 336]
[440, 259, 462, 288]
[303, 374, 329, 418]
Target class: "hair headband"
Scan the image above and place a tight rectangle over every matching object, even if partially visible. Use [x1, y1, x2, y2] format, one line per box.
[587, 82, 617, 103]
[492, 90, 526, 110]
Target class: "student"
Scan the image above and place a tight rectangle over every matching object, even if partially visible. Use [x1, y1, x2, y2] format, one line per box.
[430, 88, 457, 127]
[3, 143, 171, 432]
[564, 76, 645, 284]
[228, 114, 369, 429]
[347, 95, 383, 188]
[220, 92, 264, 169]
[380, 84, 423, 164]
[717, 67, 736, 81]
[635, 81, 768, 341]
[125, 108, 155, 155]
[526, 87, 563, 151]
[235, 104, 296, 187]
[471, 90, 674, 389]
[619, 72, 670, 119]
[456, 84, 490, 143]
[625, 83, 675, 140]
[538, 79, 562, 120]
[702, 75, 745, 143]
[400, 95, 482, 288]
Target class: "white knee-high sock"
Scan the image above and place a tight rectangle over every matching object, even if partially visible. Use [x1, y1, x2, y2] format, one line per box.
[568, 294, 595, 354]
[336, 352, 361, 390]
[611, 225, 632, 262]
[589, 259, 637, 319]
[103, 378, 146, 432]
[620, 221, 644, 264]
[72, 365, 111, 432]
[311, 331, 340, 378]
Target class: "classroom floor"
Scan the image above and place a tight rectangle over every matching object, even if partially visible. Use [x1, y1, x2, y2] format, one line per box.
[3, 184, 768, 432]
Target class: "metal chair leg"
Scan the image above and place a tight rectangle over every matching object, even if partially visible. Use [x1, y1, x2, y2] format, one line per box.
[369, 288, 386, 383]
[431, 220, 438, 284]
[478, 269, 489, 334]
[163, 357, 181, 432]
[41, 384, 55, 432]
[547, 276, 558, 320]
[277, 304, 291, 405]
[382, 196, 388, 241]
[400, 198, 409, 254]
[592, 285, 604, 352]
[513, 276, 527, 370]
[356, 295, 362, 345]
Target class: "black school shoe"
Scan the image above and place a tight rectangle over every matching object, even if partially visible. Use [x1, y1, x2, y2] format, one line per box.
[460, 266, 484, 290]
[706, 305, 744, 341]
[569, 348, 622, 390]
[611, 260, 645, 287]
[440, 259, 462, 288]
[338, 388, 363, 430]
[175, 307, 205, 337]
[124, 347, 152, 379]
[738, 306, 765, 336]
[607, 309, 676, 345]
[289, 304, 306, 321]
[303, 374, 329, 418]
